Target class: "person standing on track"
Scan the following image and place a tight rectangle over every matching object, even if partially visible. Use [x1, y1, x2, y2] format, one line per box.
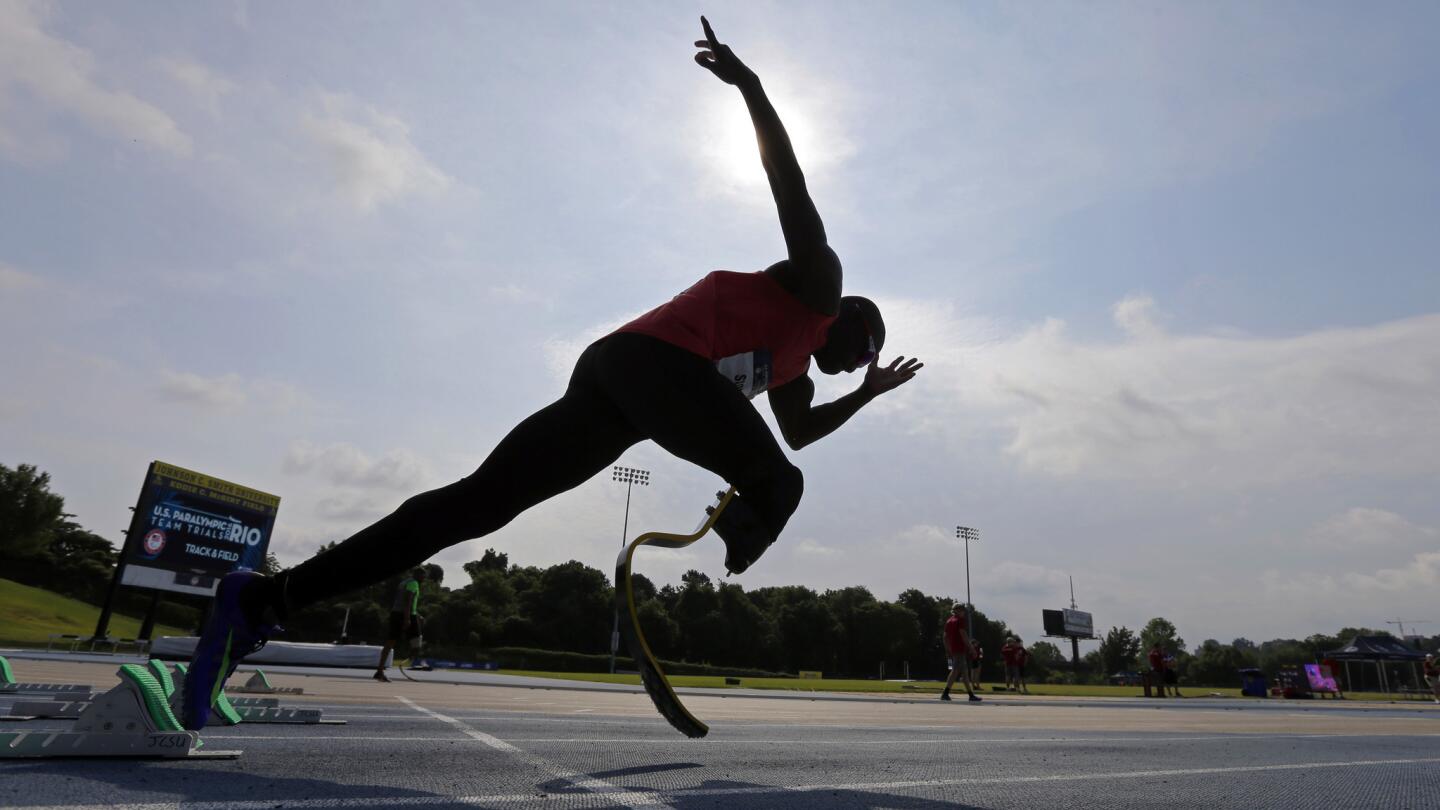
[941, 604, 981, 703]
[1424, 653, 1439, 703]
[1148, 642, 1167, 698]
[1013, 638, 1031, 695]
[373, 567, 425, 683]
[1001, 636, 1019, 692]
[181, 16, 924, 731]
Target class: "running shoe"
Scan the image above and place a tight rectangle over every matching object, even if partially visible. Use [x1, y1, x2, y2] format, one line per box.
[968, 694, 982, 703]
[710, 494, 775, 575]
[182, 570, 280, 730]
[939, 692, 952, 702]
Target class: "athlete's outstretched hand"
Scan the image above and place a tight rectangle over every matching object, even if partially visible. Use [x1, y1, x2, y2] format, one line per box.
[864, 356, 924, 397]
[694, 16, 755, 86]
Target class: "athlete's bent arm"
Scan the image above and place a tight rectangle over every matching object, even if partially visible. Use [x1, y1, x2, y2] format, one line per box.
[768, 356, 924, 451]
[694, 17, 840, 316]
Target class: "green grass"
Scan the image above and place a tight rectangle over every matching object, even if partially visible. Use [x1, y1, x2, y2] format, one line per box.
[0, 577, 187, 646]
[494, 670, 1430, 703]
[495, 669, 1241, 698]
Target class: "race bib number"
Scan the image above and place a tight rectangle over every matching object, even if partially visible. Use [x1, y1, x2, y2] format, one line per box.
[715, 349, 772, 399]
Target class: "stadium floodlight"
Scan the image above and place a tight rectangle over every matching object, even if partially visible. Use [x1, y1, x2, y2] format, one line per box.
[610, 466, 651, 673]
[956, 526, 980, 641]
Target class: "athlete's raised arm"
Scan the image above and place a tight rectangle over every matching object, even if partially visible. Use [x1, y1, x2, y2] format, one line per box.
[695, 16, 841, 316]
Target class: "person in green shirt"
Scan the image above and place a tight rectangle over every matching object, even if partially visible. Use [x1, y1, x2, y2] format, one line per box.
[374, 567, 426, 683]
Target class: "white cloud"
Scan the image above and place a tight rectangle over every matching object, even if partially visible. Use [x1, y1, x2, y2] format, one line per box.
[1112, 295, 1165, 341]
[792, 537, 842, 558]
[283, 439, 430, 491]
[314, 493, 391, 523]
[987, 560, 1073, 597]
[1263, 551, 1440, 598]
[888, 297, 1440, 486]
[156, 369, 313, 413]
[0, 262, 44, 292]
[1303, 508, 1438, 551]
[0, 1, 192, 162]
[157, 57, 236, 117]
[157, 370, 247, 409]
[299, 92, 451, 212]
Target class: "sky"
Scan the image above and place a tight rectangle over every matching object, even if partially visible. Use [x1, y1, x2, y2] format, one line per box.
[3, 0, 1438, 653]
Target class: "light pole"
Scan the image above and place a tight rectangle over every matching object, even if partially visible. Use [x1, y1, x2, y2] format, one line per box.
[956, 526, 979, 642]
[610, 465, 650, 673]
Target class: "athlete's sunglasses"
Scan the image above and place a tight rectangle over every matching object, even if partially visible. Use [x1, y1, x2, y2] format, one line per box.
[855, 314, 877, 367]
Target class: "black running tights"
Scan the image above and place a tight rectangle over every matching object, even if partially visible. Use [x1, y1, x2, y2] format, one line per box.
[279, 333, 803, 610]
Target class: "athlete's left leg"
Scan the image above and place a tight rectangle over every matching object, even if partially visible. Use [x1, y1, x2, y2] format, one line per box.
[277, 343, 642, 611]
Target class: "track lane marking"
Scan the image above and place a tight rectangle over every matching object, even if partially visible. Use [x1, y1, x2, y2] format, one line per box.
[17, 756, 1440, 810]
[396, 696, 674, 809]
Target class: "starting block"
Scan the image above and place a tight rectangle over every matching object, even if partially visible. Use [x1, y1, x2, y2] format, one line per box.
[0, 655, 93, 695]
[167, 662, 339, 725]
[0, 664, 239, 759]
[4, 698, 91, 720]
[615, 487, 735, 738]
[227, 669, 303, 695]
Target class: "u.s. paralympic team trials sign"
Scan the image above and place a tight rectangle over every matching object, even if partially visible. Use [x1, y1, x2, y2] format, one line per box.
[118, 461, 281, 597]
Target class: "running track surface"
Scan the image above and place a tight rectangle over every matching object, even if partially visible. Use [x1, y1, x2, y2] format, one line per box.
[3, 657, 1438, 809]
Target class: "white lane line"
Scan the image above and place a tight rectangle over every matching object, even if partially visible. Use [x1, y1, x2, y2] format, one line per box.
[20, 756, 1440, 810]
[217, 735, 492, 741]
[396, 696, 674, 809]
[203, 731, 1440, 745]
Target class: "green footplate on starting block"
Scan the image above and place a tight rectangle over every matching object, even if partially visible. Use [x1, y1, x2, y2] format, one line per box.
[615, 487, 736, 738]
[0, 664, 239, 759]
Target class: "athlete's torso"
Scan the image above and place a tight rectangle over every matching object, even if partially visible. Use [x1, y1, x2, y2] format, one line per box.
[615, 271, 836, 399]
[392, 578, 419, 613]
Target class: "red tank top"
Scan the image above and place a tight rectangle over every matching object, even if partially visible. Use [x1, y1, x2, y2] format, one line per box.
[615, 271, 836, 399]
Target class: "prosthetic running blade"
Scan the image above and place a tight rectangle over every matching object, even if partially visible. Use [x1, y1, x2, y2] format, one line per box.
[615, 486, 736, 738]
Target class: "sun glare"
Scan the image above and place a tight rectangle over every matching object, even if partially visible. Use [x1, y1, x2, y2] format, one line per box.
[698, 86, 844, 192]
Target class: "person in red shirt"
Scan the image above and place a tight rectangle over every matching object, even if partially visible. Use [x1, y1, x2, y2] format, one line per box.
[181, 17, 923, 731]
[942, 604, 981, 703]
[1014, 639, 1031, 695]
[1001, 637, 1020, 692]
[1148, 643, 1167, 698]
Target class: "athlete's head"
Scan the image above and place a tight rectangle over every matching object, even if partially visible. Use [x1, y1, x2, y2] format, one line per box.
[413, 567, 428, 582]
[814, 296, 885, 375]
[951, 603, 966, 617]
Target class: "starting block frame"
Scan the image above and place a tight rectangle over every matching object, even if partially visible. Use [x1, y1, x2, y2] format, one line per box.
[0, 664, 239, 759]
[228, 669, 304, 695]
[0, 655, 94, 696]
[615, 487, 735, 738]
[167, 662, 339, 725]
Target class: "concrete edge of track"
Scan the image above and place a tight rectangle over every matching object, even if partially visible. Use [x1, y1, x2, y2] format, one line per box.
[6, 648, 1438, 717]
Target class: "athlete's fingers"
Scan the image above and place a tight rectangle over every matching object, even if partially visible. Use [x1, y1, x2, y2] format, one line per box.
[694, 52, 718, 72]
[701, 15, 718, 48]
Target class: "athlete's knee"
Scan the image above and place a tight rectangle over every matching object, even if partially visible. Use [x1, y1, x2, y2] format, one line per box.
[737, 457, 803, 527]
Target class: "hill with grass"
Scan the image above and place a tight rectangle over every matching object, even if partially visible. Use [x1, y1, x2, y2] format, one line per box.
[0, 578, 187, 647]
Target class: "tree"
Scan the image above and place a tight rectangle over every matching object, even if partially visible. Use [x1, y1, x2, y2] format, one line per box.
[519, 560, 612, 653]
[1188, 639, 1255, 686]
[467, 548, 509, 574]
[1026, 640, 1066, 681]
[897, 588, 952, 678]
[1140, 617, 1186, 655]
[0, 463, 66, 559]
[1097, 626, 1142, 676]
